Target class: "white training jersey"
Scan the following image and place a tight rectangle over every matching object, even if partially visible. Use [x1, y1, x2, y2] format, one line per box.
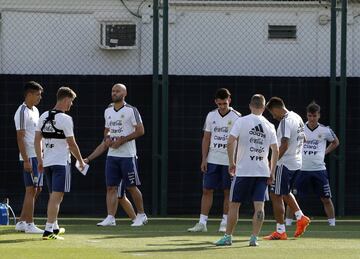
[230, 114, 277, 177]
[301, 123, 336, 171]
[14, 103, 39, 160]
[203, 108, 241, 165]
[36, 111, 74, 167]
[277, 111, 306, 170]
[105, 103, 142, 158]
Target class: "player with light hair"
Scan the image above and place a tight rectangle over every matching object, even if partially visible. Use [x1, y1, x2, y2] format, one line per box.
[35, 87, 85, 240]
[215, 94, 278, 246]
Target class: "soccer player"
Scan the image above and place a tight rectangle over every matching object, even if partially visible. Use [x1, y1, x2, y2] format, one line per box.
[84, 142, 136, 225]
[94, 83, 147, 227]
[264, 97, 310, 240]
[295, 102, 339, 226]
[35, 87, 85, 240]
[14, 81, 44, 234]
[215, 94, 278, 246]
[188, 88, 241, 233]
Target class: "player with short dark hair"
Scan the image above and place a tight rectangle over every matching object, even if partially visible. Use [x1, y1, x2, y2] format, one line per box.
[14, 81, 44, 234]
[188, 88, 241, 233]
[264, 97, 310, 240]
[296, 102, 339, 226]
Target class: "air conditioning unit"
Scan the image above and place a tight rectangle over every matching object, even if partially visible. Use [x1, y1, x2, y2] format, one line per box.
[99, 22, 137, 50]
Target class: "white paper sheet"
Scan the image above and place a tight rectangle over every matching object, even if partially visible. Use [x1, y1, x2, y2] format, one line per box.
[75, 161, 89, 176]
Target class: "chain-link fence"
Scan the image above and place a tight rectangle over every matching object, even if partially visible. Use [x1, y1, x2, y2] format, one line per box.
[1, 0, 359, 216]
[0, 0, 155, 216]
[0, 0, 153, 75]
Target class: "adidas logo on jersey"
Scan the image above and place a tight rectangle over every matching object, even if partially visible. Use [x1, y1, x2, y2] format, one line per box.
[249, 124, 266, 138]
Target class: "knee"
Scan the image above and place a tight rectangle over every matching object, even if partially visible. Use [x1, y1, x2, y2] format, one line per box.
[321, 197, 332, 205]
[25, 187, 36, 197]
[270, 193, 281, 203]
[107, 187, 117, 194]
[202, 188, 213, 196]
[255, 209, 265, 221]
[36, 187, 42, 196]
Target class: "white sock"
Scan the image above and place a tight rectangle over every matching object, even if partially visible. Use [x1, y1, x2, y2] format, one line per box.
[294, 210, 304, 221]
[138, 213, 146, 217]
[199, 214, 208, 225]
[285, 218, 293, 226]
[221, 214, 228, 224]
[53, 220, 59, 230]
[276, 223, 286, 234]
[328, 218, 336, 226]
[45, 222, 54, 233]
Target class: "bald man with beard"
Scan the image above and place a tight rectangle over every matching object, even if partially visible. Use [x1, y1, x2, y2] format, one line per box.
[85, 84, 148, 227]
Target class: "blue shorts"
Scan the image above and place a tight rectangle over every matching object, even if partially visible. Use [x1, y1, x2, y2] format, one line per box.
[105, 156, 141, 188]
[117, 180, 126, 198]
[230, 176, 268, 203]
[21, 157, 43, 187]
[44, 164, 71, 193]
[203, 163, 231, 190]
[296, 170, 332, 198]
[270, 165, 299, 195]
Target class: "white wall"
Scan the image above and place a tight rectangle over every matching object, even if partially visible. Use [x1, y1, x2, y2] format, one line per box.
[0, 1, 359, 76]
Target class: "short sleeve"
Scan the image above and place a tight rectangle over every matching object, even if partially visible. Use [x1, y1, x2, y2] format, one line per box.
[325, 127, 336, 142]
[131, 107, 142, 126]
[279, 118, 291, 139]
[230, 119, 241, 138]
[203, 113, 212, 132]
[104, 109, 110, 128]
[61, 116, 74, 137]
[14, 106, 26, 130]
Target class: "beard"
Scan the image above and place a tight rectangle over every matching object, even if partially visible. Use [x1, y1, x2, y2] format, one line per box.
[112, 95, 124, 103]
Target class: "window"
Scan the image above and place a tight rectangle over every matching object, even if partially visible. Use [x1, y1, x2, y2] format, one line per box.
[268, 25, 297, 39]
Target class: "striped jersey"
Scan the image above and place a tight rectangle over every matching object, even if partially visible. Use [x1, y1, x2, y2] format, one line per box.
[302, 123, 337, 171]
[203, 107, 241, 165]
[14, 103, 39, 160]
[277, 111, 305, 170]
[105, 103, 142, 157]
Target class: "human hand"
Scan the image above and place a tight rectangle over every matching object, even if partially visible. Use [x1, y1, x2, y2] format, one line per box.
[23, 160, 32, 173]
[228, 163, 236, 177]
[110, 136, 126, 149]
[200, 160, 207, 173]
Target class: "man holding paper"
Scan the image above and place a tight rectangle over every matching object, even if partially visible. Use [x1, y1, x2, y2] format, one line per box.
[35, 87, 86, 240]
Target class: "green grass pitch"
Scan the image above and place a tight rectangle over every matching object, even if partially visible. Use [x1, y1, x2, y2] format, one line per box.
[1, 218, 360, 259]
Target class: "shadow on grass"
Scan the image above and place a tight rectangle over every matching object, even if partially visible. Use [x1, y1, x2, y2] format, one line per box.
[145, 239, 249, 247]
[0, 229, 25, 236]
[70, 222, 360, 239]
[0, 238, 40, 244]
[121, 241, 253, 253]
